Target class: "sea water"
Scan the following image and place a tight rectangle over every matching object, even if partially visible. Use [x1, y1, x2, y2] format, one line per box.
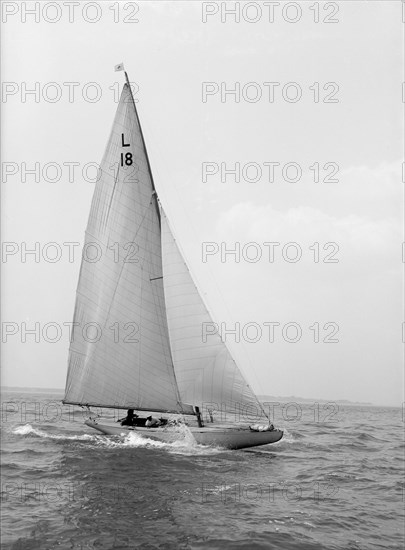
[1, 390, 403, 549]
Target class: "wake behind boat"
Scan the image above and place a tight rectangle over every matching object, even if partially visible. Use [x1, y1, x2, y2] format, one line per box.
[62, 64, 283, 450]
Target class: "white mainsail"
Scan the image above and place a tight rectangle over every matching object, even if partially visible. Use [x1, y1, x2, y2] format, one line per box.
[64, 83, 188, 413]
[161, 210, 267, 421]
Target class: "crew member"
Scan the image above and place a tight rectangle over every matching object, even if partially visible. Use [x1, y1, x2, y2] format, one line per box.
[121, 409, 138, 426]
[145, 415, 160, 428]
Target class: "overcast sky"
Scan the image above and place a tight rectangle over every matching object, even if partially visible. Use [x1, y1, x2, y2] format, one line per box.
[1, 1, 403, 406]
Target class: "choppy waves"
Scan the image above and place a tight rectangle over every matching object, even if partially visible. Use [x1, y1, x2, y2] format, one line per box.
[8, 421, 226, 458]
[1, 393, 404, 550]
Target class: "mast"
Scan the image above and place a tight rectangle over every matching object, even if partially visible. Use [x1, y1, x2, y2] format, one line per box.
[124, 71, 161, 226]
[123, 70, 186, 412]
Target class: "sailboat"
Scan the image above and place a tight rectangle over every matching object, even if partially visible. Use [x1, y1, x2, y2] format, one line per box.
[62, 66, 283, 450]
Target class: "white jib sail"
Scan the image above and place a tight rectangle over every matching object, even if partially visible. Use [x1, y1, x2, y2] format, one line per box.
[64, 84, 186, 413]
[161, 209, 267, 422]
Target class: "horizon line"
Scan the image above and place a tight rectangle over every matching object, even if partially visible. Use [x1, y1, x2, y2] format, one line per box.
[2, 385, 402, 408]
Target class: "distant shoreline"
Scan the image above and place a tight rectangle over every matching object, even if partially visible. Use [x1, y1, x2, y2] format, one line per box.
[257, 395, 375, 407]
[0, 387, 387, 407]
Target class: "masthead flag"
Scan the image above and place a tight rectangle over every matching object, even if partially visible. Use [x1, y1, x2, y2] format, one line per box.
[114, 63, 124, 72]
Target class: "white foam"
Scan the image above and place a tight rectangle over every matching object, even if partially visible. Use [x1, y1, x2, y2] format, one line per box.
[12, 423, 225, 455]
[12, 424, 97, 441]
[98, 424, 224, 455]
[203, 484, 234, 496]
[123, 430, 223, 455]
[276, 427, 294, 444]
